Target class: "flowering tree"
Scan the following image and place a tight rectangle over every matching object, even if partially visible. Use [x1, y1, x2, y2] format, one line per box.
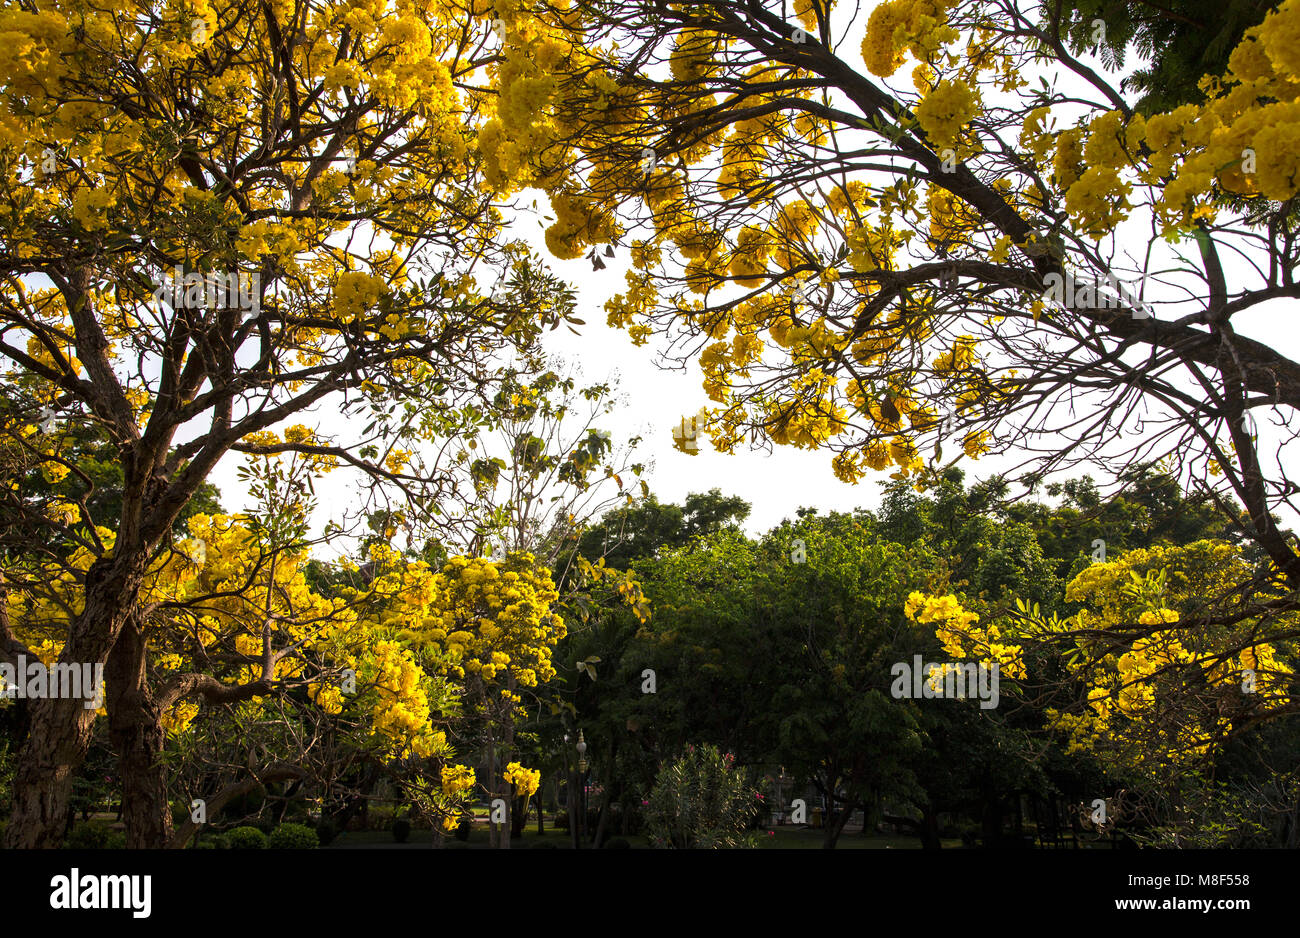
[482, 0, 1300, 592]
[0, 0, 580, 847]
[467, 0, 1300, 777]
[414, 552, 565, 846]
[915, 540, 1297, 773]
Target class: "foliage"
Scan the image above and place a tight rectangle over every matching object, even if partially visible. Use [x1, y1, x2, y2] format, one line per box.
[64, 822, 120, 850]
[225, 826, 269, 850]
[1048, 0, 1275, 114]
[573, 489, 751, 569]
[267, 823, 318, 850]
[0, 0, 579, 848]
[644, 744, 759, 849]
[483, 0, 1300, 607]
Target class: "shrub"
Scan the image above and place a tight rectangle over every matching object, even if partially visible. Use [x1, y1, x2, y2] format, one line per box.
[368, 803, 396, 831]
[602, 837, 631, 849]
[195, 834, 230, 850]
[610, 804, 645, 836]
[268, 823, 318, 849]
[392, 819, 411, 843]
[105, 831, 127, 850]
[644, 744, 759, 849]
[454, 818, 471, 842]
[65, 822, 114, 850]
[315, 820, 337, 847]
[226, 826, 268, 850]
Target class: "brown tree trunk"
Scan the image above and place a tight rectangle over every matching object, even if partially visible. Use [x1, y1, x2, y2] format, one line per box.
[106, 614, 173, 848]
[499, 690, 515, 850]
[592, 780, 615, 848]
[592, 738, 617, 848]
[920, 804, 942, 850]
[3, 558, 142, 849]
[822, 797, 856, 849]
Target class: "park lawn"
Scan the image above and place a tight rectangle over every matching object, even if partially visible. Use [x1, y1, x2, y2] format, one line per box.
[324, 823, 958, 849]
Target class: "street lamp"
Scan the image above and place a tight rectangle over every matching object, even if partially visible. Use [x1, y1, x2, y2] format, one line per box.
[563, 733, 576, 849]
[576, 730, 588, 846]
[773, 766, 791, 825]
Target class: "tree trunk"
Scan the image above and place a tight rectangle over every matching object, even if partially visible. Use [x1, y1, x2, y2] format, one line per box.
[3, 558, 142, 848]
[568, 768, 579, 848]
[501, 704, 514, 850]
[592, 739, 617, 848]
[105, 614, 173, 848]
[981, 797, 1004, 848]
[920, 804, 942, 850]
[484, 725, 498, 849]
[592, 779, 616, 848]
[511, 793, 528, 839]
[822, 798, 856, 849]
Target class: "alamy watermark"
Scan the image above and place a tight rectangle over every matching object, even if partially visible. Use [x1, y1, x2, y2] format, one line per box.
[50, 869, 151, 918]
[1, 655, 104, 709]
[1041, 271, 1153, 319]
[890, 656, 1000, 709]
[153, 267, 261, 314]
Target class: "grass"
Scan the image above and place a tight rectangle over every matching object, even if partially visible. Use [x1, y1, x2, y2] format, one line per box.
[324, 820, 963, 849]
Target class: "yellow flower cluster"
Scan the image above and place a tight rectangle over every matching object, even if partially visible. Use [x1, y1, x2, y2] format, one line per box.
[861, 0, 960, 78]
[1028, 0, 1300, 232]
[1040, 541, 1294, 768]
[332, 271, 389, 322]
[503, 761, 541, 798]
[368, 639, 447, 759]
[832, 450, 866, 484]
[417, 555, 565, 694]
[905, 591, 1026, 679]
[441, 763, 477, 797]
[914, 80, 981, 151]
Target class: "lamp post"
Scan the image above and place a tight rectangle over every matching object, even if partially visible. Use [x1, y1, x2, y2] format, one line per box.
[564, 733, 577, 849]
[773, 766, 790, 825]
[576, 730, 589, 847]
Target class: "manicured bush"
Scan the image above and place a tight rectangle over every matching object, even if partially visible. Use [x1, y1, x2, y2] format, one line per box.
[194, 834, 230, 850]
[315, 820, 337, 847]
[392, 819, 411, 843]
[105, 831, 127, 849]
[268, 823, 318, 849]
[226, 826, 268, 850]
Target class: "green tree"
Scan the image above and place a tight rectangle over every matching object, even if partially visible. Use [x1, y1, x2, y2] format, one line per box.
[1047, 0, 1276, 114]
[573, 489, 750, 569]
